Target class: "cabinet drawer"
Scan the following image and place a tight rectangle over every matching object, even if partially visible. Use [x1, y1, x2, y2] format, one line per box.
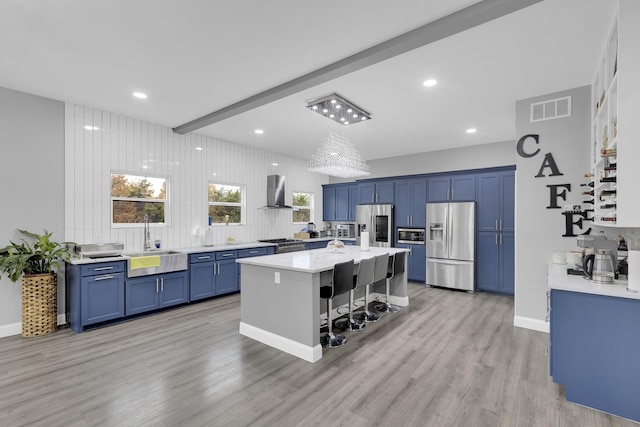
[216, 250, 238, 260]
[189, 253, 215, 264]
[238, 247, 268, 258]
[79, 261, 125, 277]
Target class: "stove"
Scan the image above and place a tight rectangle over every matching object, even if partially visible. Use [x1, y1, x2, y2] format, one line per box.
[258, 238, 305, 254]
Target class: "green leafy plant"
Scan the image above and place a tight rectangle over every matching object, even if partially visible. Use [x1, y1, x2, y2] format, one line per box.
[0, 229, 74, 283]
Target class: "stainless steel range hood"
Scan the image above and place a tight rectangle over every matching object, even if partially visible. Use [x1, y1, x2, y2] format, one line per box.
[261, 175, 293, 209]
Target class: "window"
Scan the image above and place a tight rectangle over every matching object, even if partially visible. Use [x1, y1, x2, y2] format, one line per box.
[208, 182, 245, 224]
[111, 173, 167, 225]
[292, 192, 313, 223]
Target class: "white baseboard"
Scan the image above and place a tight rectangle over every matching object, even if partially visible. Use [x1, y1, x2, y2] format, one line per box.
[239, 322, 323, 363]
[514, 315, 549, 333]
[0, 314, 67, 339]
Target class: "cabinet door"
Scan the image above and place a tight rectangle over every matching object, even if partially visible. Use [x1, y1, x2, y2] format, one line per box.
[476, 232, 500, 292]
[323, 186, 336, 221]
[216, 259, 238, 295]
[376, 180, 395, 203]
[409, 179, 427, 227]
[348, 185, 358, 221]
[158, 272, 189, 308]
[427, 176, 451, 202]
[306, 241, 327, 250]
[408, 245, 426, 282]
[499, 233, 515, 294]
[501, 172, 515, 233]
[335, 185, 350, 221]
[126, 276, 159, 315]
[451, 174, 476, 201]
[189, 261, 216, 301]
[81, 273, 125, 325]
[358, 182, 376, 203]
[394, 180, 411, 227]
[477, 173, 501, 232]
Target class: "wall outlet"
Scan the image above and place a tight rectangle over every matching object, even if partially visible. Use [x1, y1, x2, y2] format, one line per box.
[274, 272, 280, 284]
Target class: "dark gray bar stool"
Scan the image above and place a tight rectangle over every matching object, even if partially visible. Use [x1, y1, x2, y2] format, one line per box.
[355, 253, 388, 323]
[336, 256, 374, 331]
[320, 259, 354, 348]
[376, 251, 405, 313]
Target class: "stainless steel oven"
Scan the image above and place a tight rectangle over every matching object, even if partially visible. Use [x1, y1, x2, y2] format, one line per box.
[397, 228, 425, 244]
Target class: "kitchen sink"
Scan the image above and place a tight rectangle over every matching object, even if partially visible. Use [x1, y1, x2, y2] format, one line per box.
[125, 250, 188, 278]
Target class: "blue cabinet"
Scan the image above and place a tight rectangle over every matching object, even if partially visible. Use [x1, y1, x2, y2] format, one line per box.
[476, 170, 514, 295]
[358, 180, 394, 204]
[189, 250, 238, 301]
[237, 247, 273, 290]
[306, 240, 327, 250]
[323, 183, 357, 221]
[216, 250, 238, 295]
[396, 243, 426, 282]
[427, 174, 476, 202]
[394, 178, 427, 227]
[322, 186, 337, 221]
[125, 271, 188, 316]
[550, 290, 640, 423]
[67, 260, 126, 333]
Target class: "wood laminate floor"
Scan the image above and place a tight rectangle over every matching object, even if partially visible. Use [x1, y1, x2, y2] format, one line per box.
[0, 283, 636, 427]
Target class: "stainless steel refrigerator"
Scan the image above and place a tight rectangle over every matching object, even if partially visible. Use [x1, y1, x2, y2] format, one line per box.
[426, 202, 475, 292]
[355, 204, 394, 248]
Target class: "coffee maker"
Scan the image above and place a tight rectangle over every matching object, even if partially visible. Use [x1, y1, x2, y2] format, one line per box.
[576, 235, 618, 281]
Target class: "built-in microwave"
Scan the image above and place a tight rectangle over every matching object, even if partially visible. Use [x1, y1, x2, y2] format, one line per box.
[397, 228, 425, 244]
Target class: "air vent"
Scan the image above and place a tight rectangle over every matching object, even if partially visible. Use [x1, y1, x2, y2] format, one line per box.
[530, 96, 571, 122]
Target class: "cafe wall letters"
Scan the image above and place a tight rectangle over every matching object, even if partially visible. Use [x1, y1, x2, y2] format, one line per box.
[517, 134, 591, 237]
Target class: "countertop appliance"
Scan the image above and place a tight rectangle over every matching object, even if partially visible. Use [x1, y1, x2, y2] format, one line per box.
[258, 238, 305, 253]
[356, 204, 394, 248]
[426, 202, 475, 292]
[397, 228, 425, 244]
[583, 249, 616, 283]
[335, 224, 355, 238]
[73, 242, 124, 259]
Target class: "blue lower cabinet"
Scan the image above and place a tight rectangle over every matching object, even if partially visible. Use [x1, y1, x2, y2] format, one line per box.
[126, 271, 188, 316]
[396, 244, 426, 282]
[216, 258, 238, 294]
[477, 231, 513, 295]
[189, 260, 216, 301]
[306, 241, 327, 250]
[344, 240, 357, 246]
[80, 272, 125, 326]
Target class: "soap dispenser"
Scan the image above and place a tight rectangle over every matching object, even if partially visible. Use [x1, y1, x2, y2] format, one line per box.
[204, 216, 214, 246]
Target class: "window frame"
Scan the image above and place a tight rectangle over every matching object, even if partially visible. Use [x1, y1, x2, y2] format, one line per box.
[110, 171, 170, 228]
[207, 181, 246, 225]
[292, 191, 314, 224]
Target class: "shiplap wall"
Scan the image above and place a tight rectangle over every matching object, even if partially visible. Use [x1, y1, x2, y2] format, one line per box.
[64, 104, 329, 250]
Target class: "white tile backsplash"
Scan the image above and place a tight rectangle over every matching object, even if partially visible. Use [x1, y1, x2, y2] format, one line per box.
[64, 104, 329, 250]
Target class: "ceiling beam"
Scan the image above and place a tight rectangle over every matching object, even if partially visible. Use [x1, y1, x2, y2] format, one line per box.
[173, 0, 543, 135]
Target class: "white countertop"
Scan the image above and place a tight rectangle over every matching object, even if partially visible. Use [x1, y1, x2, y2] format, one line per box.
[236, 245, 408, 273]
[547, 263, 640, 300]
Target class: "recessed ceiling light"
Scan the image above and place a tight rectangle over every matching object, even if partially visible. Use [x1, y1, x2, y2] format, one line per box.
[254, 129, 264, 134]
[133, 92, 147, 99]
[84, 125, 99, 131]
[195, 147, 203, 151]
[423, 79, 437, 87]
[330, 152, 338, 156]
[271, 162, 279, 166]
[466, 128, 477, 134]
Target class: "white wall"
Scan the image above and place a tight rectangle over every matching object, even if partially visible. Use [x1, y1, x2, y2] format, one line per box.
[64, 104, 328, 250]
[0, 87, 65, 336]
[514, 86, 591, 332]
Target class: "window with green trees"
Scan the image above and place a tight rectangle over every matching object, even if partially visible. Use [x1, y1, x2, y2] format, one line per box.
[208, 183, 245, 224]
[292, 192, 313, 223]
[111, 173, 167, 225]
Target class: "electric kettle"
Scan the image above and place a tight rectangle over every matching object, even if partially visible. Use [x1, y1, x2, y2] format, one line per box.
[583, 249, 616, 283]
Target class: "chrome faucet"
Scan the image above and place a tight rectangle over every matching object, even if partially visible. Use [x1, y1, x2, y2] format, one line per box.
[143, 214, 151, 252]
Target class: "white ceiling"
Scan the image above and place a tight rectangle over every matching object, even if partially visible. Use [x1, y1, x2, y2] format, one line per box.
[0, 0, 616, 163]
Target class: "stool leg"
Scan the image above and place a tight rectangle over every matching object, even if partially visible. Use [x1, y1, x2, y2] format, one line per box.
[322, 298, 347, 348]
[336, 290, 365, 331]
[354, 283, 380, 323]
[375, 278, 400, 313]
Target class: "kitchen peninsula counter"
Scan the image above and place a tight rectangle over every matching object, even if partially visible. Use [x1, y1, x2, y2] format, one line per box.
[237, 246, 409, 362]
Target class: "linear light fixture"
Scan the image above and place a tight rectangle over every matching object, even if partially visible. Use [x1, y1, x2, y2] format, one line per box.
[306, 93, 371, 126]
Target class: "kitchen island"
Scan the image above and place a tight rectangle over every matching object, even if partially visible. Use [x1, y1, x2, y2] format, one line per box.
[548, 264, 640, 423]
[237, 246, 409, 362]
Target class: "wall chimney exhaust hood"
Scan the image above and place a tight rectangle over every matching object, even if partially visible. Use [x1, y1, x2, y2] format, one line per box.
[260, 175, 293, 209]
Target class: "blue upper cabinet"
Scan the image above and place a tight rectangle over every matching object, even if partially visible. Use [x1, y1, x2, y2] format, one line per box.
[358, 180, 394, 204]
[335, 185, 350, 221]
[322, 185, 337, 221]
[394, 178, 427, 227]
[477, 171, 515, 232]
[427, 174, 476, 202]
[348, 185, 358, 221]
[323, 183, 357, 221]
[501, 172, 515, 233]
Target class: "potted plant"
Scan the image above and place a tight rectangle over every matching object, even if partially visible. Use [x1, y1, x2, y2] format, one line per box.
[0, 229, 74, 337]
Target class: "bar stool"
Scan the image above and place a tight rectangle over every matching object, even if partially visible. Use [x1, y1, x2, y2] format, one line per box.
[320, 259, 355, 348]
[336, 257, 374, 331]
[355, 253, 388, 323]
[376, 251, 405, 313]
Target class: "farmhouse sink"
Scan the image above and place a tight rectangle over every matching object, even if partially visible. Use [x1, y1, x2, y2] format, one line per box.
[125, 250, 188, 278]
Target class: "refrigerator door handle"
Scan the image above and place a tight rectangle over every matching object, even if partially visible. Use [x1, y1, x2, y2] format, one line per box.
[428, 258, 472, 266]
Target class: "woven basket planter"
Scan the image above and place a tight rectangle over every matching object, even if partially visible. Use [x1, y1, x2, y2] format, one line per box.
[21, 273, 57, 337]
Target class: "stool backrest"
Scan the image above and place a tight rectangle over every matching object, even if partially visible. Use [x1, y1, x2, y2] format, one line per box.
[332, 259, 355, 298]
[356, 256, 376, 289]
[389, 251, 406, 278]
[373, 254, 390, 283]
